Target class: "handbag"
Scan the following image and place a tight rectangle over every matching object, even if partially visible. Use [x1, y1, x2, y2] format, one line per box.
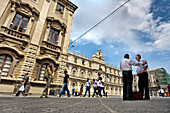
[19, 85, 25, 91]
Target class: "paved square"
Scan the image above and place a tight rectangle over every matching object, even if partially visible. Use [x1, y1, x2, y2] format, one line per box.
[0, 96, 169, 113]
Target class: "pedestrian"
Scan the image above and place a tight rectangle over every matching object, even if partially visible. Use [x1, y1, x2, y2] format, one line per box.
[75, 87, 78, 96]
[101, 76, 105, 96]
[97, 77, 102, 97]
[79, 84, 83, 97]
[59, 70, 71, 97]
[167, 84, 170, 96]
[40, 64, 53, 98]
[158, 87, 164, 97]
[105, 88, 108, 97]
[136, 54, 150, 100]
[83, 78, 91, 97]
[92, 79, 97, 97]
[16, 72, 29, 96]
[120, 54, 146, 100]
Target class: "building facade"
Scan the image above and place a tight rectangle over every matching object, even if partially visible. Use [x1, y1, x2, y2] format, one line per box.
[132, 68, 169, 97]
[0, 0, 123, 96]
[0, 0, 77, 95]
[66, 49, 123, 96]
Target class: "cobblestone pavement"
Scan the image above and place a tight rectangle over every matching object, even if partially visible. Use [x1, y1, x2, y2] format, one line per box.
[0, 96, 169, 113]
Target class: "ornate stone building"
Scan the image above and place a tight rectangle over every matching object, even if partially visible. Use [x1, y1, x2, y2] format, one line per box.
[66, 49, 123, 96]
[0, 0, 77, 95]
[0, 0, 123, 96]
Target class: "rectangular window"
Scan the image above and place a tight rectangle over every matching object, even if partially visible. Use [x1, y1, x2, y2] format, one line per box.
[89, 62, 91, 67]
[56, 2, 65, 14]
[48, 28, 59, 45]
[10, 14, 29, 33]
[74, 57, 77, 63]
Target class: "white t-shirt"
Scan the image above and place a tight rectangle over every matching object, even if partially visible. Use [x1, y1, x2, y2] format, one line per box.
[97, 80, 102, 87]
[158, 89, 164, 93]
[101, 79, 105, 87]
[86, 81, 91, 86]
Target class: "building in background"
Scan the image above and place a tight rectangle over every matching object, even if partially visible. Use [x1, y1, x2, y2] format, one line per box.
[132, 68, 170, 97]
[65, 49, 123, 96]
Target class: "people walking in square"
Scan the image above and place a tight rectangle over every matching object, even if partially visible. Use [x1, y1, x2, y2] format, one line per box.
[158, 87, 165, 97]
[79, 84, 83, 97]
[40, 64, 53, 98]
[120, 54, 146, 100]
[16, 72, 29, 96]
[101, 76, 105, 96]
[59, 70, 71, 97]
[136, 54, 150, 100]
[97, 77, 102, 97]
[83, 78, 91, 97]
[92, 79, 97, 97]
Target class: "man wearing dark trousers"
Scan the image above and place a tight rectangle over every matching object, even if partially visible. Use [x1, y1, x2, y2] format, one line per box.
[120, 54, 146, 100]
[136, 54, 150, 100]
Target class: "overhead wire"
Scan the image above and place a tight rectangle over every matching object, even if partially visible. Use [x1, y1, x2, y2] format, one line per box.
[68, 0, 130, 50]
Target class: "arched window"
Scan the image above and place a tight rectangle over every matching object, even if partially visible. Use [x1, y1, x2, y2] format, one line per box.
[81, 72, 84, 78]
[0, 55, 13, 76]
[88, 74, 91, 79]
[39, 63, 49, 80]
[73, 70, 76, 76]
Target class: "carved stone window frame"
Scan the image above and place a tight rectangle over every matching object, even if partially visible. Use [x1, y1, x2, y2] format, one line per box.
[55, 1, 65, 17]
[44, 17, 66, 47]
[3, 1, 39, 35]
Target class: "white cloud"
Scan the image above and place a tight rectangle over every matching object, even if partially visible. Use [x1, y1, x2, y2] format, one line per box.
[70, 0, 170, 53]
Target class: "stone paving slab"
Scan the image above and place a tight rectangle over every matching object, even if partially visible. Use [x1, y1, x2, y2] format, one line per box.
[0, 96, 169, 113]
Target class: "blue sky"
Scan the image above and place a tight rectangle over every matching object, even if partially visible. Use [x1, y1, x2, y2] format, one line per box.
[69, 0, 170, 73]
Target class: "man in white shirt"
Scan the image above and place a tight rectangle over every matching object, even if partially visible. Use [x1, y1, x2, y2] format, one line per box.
[120, 54, 146, 100]
[136, 54, 150, 100]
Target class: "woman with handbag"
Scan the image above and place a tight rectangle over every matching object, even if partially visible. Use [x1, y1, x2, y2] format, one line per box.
[15, 73, 29, 96]
[40, 64, 53, 98]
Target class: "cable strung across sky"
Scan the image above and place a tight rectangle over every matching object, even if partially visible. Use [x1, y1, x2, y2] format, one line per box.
[68, 0, 130, 50]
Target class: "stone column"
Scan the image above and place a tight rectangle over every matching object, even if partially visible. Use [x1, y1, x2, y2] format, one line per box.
[25, 17, 35, 35]
[77, 67, 81, 77]
[44, 22, 51, 41]
[62, 11, 73, 54]
[3, 4, 16, 27]
[31, 0, 51, 45]
[0, 0, 10, 19]
[57, 31, 63, 47]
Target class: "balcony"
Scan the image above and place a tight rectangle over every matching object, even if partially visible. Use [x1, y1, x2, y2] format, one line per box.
[0, 26, 30, 42]
[40, 41, 61, 55]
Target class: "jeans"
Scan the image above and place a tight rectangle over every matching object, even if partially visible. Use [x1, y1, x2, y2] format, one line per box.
[101, 87, 105, 96]
[41, 78, 52, 97]
[84, 86, 90, 97]
[97, 87, 102, 97]
[16, 90, 25, 96]
[59, 83, 71, 96]
[92, 87, 97, 97]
